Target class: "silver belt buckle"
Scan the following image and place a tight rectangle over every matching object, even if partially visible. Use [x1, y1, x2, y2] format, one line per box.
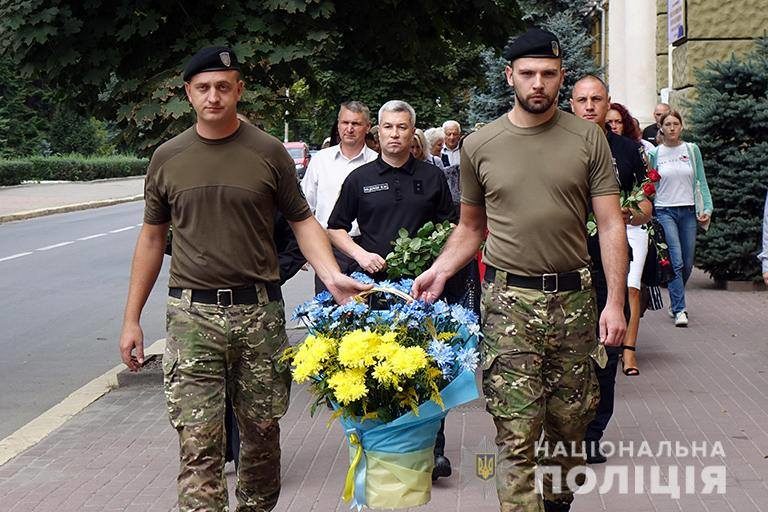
[542, 273, 559, 293]
[217, 288, 234, 307]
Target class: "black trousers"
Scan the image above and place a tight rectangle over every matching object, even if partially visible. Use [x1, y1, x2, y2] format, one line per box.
[584, 265, 626, 443]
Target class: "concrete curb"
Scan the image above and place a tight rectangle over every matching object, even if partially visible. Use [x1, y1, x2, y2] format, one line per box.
[0, 194, 144, 224]
[0, 338, 165, 466]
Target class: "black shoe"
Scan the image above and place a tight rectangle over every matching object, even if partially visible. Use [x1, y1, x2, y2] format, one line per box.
[585, 439, 607, 464]
[432, 455, 452, 481]
[543, 499, 571, 512]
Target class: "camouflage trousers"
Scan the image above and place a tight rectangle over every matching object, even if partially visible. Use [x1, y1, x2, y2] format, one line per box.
[481, 268, 600, 512]
[164, 288, 291, 512]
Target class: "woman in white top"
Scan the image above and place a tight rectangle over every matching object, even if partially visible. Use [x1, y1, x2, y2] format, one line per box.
[647, 111, 713, 327]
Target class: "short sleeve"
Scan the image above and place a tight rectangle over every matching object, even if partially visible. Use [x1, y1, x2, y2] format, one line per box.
[274, 147, 311, 222]
[326, 174, 358, 231]
[459, 145, 484, 206]
[143, 156, 171, 225]
[588, 125, 620, 197]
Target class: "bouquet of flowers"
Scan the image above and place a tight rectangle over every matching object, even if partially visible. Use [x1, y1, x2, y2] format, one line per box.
[586, 167, 661, 237]
[282, 273, 480, 509]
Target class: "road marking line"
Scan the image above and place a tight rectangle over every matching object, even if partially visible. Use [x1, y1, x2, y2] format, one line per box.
[36, 241, 75, 251]
[0, 338, 166, 467]
[109, 226, 135, 233]
[0, 252, 33, 262]
[77, 233, 108, 241]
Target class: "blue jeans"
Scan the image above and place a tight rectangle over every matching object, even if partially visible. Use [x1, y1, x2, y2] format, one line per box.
[656, 206, 698, 314]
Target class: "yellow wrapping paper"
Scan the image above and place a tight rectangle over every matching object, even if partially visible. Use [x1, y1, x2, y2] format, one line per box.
[349, 446, 435, 509]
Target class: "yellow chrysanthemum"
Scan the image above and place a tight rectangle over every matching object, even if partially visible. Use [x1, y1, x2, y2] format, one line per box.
[372, 361, 399, 387]
[338, 329, 380, 368]
[389, 346, 428, 377]
[292, 335, 335, 382]
[327, 368, 368, 404]
[375, 341, 401, 361]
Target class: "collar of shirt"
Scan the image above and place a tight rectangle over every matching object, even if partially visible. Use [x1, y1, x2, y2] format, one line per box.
[375, 155, 416, 176]
[332, 143, 372, 163]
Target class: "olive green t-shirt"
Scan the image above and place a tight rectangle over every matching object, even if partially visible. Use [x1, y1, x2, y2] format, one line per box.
[461, 110, 619, 276]
[143, 123, 311, 289]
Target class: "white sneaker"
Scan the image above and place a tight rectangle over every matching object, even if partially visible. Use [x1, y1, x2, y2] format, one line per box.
[674, 311, 688, 327]
[668, 306, 675, 318]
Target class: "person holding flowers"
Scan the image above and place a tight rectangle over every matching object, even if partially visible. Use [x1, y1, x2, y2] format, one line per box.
[413, 30, 627, 512]
[327, 100, 458, 479]
[648, 110, 713, 327]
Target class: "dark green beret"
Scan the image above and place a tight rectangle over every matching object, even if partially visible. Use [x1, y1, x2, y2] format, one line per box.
[183, 46, 241, 82]
[505, 28, 562, 62]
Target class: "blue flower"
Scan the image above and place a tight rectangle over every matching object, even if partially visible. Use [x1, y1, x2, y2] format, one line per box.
[350, 272, 375, 284]
[456, 346, 479, 373]
[431, 301, 451, 317]
[314, 290, 334, 304]
[450, 304, 479, 327]
[393, 278, 414, 295]
[428, 339, 456, 378]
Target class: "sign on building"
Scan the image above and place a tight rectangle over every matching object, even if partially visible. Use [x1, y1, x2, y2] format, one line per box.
[668, 0, 686, 45]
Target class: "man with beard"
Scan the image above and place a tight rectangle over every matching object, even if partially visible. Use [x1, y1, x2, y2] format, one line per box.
[412, 28, 627, 512]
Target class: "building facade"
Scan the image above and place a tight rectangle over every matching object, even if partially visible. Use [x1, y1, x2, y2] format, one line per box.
[589, 0, 767, 126]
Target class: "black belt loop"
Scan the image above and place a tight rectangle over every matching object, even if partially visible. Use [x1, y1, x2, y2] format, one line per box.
[484, 267, 583, 293]
[169, 283, 282, 306]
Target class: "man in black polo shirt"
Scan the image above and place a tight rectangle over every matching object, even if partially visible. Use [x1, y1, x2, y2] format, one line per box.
[327, 100, 456, 280]
[327, 100, 456, 478]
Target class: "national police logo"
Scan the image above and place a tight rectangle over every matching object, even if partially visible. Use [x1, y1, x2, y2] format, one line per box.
[220, 51, 231, 67]
[551, 41, 560, 57]
[476, 453, 496, 481]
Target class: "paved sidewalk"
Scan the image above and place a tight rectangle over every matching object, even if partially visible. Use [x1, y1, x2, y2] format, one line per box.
[0, 177, 144, 221]
[0, 271, 766, 511]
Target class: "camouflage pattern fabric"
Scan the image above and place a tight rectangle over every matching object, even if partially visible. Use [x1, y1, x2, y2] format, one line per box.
[480, 268, 600, 512]
[164, 288, 291, 512]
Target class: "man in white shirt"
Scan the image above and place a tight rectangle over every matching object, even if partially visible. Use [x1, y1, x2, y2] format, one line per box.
[302, 101, 378, 292]
[440, 120, 461, 167]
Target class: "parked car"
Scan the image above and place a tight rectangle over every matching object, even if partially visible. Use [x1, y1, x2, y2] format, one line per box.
[283, 142, 311, 179]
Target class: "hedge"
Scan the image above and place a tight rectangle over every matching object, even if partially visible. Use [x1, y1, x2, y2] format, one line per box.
[0, 154, 148, 186]
[0, 160, 34, 186]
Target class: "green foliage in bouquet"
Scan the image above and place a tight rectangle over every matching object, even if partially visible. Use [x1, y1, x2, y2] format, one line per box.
[385, 221, 454, 279]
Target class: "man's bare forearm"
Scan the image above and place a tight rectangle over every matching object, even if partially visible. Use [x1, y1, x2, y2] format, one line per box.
[123, 224, 169, 324]
[327, 228, 364, 263]
[598, 217, 627, 308]
[292, 218, 341, 281]
[431, 222, 484, 279]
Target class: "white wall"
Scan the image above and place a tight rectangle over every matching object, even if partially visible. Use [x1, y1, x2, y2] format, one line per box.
[607, 0, 658, 127]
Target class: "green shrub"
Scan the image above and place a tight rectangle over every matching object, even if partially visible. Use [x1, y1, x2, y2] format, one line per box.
[687, 38, 768, 282]
[26, 154, 148, 181]
[0, 159, 34, 186]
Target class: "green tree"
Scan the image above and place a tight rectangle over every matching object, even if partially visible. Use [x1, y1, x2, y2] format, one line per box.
[0, 1, 523, 153]
[0, 57, 52, 157]
[687, 38, 768, 282]
[466, 5, 600, 123]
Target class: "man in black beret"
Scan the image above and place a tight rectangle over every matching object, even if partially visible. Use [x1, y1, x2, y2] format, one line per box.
[413, 28, 627, 512]
[119, 46, 369, 512]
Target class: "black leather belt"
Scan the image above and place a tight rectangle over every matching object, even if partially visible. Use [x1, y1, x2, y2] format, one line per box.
[169, 283, 282, 307]
[484, 267, 583, 293]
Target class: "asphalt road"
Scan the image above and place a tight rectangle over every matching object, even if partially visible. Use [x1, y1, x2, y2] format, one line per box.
[0, 202, 316, 439]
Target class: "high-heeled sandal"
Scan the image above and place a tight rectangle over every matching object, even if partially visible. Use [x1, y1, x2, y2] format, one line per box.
[621, 345, 640, 376]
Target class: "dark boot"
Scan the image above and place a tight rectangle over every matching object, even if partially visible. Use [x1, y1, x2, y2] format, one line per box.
[543, 499, 571, 512]
[432, 455, 452, 481]
[585, 439, 607, 464]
